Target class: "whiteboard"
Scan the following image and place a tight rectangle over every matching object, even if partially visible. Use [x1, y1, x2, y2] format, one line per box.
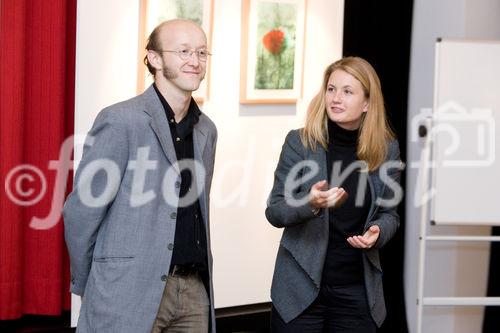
[430, 39, 500, 225]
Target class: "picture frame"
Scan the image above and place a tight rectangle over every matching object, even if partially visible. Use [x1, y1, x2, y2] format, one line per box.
[137, 0, 214, 103]
[240, 0, 307, 104]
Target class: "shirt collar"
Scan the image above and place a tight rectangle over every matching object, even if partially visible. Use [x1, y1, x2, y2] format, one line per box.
[152, 83, 201, 126]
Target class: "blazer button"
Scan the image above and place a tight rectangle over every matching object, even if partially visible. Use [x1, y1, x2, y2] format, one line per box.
[175, 181, 181, 188]
[161, 274, 167, 282]
[170, 212, 177, 219]
[168, 243, 174, 250]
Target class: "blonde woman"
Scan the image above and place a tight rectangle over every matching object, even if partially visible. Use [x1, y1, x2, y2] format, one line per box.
[266, 56, 403, 332]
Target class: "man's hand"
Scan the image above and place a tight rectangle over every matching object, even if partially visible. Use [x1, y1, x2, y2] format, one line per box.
[309, 180, 348, 209]
[347, 225, 380, 249]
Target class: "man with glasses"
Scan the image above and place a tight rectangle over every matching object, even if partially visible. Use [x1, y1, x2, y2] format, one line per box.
[64, 19, 217, 333]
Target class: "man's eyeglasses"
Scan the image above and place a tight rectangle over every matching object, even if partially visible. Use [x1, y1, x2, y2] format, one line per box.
[157, 49, 212, 62]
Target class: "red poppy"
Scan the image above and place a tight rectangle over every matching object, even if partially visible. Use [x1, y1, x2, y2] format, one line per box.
[262, 29, 285, 55]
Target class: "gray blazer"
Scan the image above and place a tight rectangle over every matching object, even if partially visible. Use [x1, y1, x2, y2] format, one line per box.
[63, 86, 217, 333]
[265, 129, 402, 327]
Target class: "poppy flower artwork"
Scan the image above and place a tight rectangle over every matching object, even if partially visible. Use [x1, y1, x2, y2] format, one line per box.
[262, 29, 286, 55]
[241, 0, 307, 104]
[257, 26, 293, 89]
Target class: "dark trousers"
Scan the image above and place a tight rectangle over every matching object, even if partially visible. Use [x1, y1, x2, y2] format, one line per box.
[271, 284, 376, 333]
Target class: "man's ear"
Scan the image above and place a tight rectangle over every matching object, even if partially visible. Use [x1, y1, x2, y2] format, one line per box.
[146, 50, 162, 72]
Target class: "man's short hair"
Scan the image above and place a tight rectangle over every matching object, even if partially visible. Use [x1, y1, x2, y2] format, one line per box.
[143, 23, 166, 77]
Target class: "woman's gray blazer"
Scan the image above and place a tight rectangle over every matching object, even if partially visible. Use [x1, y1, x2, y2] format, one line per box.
[265, 129, 403, 327]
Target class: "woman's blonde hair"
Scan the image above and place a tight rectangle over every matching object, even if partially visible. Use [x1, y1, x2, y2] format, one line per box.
[300, 56, 395, 171]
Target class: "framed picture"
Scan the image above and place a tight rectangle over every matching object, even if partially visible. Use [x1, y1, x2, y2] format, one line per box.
[137, 0, 214, 103]
[240, 0, 307, 104]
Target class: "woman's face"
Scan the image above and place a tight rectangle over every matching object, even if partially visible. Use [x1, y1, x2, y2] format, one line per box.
[324, 69, 368, 130]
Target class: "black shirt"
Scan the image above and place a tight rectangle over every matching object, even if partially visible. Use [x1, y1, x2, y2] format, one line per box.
[322, 120, 371, 286]
[153, 84, 207, 271]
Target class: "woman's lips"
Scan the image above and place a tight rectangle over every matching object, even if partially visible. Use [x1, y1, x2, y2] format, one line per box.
[330, 106, 344, 113]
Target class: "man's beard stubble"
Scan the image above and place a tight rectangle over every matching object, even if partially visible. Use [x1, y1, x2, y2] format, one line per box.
[161, 64, 205, 82]
[162, 64, 178, 81]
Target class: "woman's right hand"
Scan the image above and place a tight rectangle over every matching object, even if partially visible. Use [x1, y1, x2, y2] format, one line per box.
[309, 180, 348, 209]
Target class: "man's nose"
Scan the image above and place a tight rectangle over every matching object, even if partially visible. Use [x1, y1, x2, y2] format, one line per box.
[187, 52, 200, 66]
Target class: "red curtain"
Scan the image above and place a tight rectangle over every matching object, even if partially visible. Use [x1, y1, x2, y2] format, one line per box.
[0, 0, 76, 319]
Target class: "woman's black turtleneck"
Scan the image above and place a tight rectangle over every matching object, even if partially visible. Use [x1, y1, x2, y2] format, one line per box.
[322, 120, 371, 286]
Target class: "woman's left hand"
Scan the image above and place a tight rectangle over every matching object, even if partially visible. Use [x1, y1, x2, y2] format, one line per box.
[347, 225, 380, 249]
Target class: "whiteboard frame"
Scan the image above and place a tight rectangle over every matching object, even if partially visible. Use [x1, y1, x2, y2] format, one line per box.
[416, 38, 500, 333]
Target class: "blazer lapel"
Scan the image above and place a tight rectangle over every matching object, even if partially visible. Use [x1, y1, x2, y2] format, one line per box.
[142, 86, 180, 175]
[311, 146, 329, 223]
[293, 145, 329, 288]
[365, 171, 386, 227]
[193, 119, 209, 225]
[193, 124, 208, 161]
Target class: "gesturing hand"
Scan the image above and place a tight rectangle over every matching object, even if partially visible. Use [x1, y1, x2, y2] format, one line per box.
[309, 180, 348, 209]
[347, 225, 380, 249]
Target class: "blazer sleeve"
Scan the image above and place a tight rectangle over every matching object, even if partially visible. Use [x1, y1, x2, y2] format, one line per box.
[366, 139, 404, 249]
[63, 110, 129, 296]
[265, 130, 319, 228]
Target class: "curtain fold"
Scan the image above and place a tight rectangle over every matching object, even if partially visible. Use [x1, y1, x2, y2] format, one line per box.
[0, 0, 76, 319]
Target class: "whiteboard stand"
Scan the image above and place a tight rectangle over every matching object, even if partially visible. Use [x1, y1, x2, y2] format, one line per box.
[415, 118, 500, 333]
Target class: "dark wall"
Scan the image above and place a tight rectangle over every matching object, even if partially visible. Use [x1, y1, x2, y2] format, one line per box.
[343, 1, 414, 332]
